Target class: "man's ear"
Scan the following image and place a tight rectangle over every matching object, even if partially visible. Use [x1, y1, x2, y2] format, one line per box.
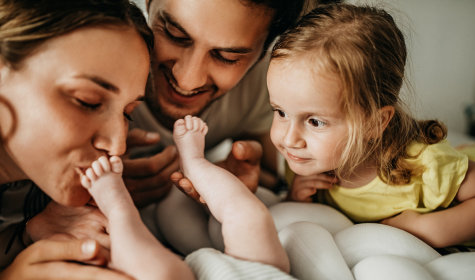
[145, 0, 151, 12]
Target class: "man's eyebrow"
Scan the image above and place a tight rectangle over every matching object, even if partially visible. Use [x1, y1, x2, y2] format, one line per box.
[78, 75, 119, 93]
[159, 11, 190, 38]
[216, 47, 254, 54]
[159, 11, 253, 54]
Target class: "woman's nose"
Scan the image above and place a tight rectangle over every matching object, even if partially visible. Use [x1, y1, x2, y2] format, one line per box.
[92, 115, 127, 156]
[283, 124, 306, 149]
[172, 47, 208, 91]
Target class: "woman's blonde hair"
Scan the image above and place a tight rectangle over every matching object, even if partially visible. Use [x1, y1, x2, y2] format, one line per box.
[271, 3, 446, 185]
[0, 0, 153, 70]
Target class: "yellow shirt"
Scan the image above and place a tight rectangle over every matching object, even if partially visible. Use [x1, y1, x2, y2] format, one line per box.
[286, 140, 470, 223]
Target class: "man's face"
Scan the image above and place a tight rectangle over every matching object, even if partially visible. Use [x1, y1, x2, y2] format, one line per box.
[146, 0, 274, 126]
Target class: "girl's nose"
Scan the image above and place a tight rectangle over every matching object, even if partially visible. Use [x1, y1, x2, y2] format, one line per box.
[283, 124, 306, 149]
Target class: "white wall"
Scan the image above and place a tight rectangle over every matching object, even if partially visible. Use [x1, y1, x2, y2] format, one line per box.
[349, 0, 475, 134]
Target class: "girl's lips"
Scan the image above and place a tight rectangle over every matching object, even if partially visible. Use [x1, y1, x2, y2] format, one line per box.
[287, 151, 311, 162]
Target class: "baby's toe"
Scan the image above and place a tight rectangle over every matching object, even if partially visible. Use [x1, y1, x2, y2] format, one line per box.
[98, 156, 111, 173]
[80, 173, 92, 189]
[86, 167, 98, 182]
[110, 156, 123, 174]
[92, 161, 104, 177]
[184, 115, 194, 131]
[192, 117, 202, 132]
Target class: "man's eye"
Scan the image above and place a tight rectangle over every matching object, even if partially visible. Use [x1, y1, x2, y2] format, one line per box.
[308, 118, 327, 128]
[77, 99, 100, 110]
[162, 23, 191, 45]
[212, 50, 239, 65]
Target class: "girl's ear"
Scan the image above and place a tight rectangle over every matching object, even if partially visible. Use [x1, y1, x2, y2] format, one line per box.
[368, 106, 395, 141]
[378, 106, 395, 136]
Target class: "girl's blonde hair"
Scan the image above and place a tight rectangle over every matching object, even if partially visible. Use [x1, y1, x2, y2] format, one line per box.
[271, 3, 446, 185]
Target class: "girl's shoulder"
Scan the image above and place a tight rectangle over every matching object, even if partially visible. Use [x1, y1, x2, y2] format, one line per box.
[407, 139, 462, 163]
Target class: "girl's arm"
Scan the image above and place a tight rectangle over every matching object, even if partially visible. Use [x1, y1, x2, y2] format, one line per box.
[381, 199, 475, 247]
[382, 160, 475, 247]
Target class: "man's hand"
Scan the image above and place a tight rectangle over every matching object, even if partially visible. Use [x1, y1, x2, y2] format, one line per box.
[172, 140, 262, 203]
[0, 239, 132, 280]
[122, 128, 180, 208]
[286, 174, 338, 202]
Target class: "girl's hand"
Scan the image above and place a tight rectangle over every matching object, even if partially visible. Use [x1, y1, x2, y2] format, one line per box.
[0, 239, 132, 280]
[381, 210, 421, 231]
[286, 174, 338, 202]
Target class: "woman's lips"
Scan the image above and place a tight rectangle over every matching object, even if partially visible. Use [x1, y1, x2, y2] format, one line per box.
[287, 151, 311, 162]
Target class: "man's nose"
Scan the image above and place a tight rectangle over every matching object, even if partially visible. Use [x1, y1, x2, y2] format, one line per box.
[172, 47, 208, 91]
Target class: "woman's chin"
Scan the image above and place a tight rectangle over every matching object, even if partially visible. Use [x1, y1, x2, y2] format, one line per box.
[50, 185, 92, 207]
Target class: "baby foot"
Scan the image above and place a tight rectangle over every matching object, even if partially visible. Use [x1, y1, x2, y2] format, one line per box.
[173, 115, 208, 161]
[80, 156, 130, 217]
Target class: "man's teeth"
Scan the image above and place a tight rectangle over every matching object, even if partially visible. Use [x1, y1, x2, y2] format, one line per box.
[169, 79, 199, 96]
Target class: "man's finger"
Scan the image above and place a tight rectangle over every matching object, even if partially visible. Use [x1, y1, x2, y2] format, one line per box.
[122, 145, 178, 177]
[37, 261, 133, 280]
[232, 140, 262, 165]
[26, 239, 99, 263]
[130, 184, 173, 208]
[126, 128, 160, 149]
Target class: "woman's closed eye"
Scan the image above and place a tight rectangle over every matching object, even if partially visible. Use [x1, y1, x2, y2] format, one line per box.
[76, 98, 100, 110]
[308, 118, 327, 128]
[123, 112, 133, 121]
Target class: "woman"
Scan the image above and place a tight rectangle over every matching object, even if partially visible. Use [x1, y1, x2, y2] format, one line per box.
[0, 0, 153, 278]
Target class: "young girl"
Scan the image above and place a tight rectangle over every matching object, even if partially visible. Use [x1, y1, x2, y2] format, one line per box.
[267, 3, 475, 248]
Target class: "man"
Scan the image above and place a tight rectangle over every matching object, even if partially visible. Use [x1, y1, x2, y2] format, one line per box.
[124, 0, 307, 206]
[122, 0, 307, 253]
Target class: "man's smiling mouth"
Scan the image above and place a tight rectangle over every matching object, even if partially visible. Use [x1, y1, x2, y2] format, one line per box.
[164, 71, 201, 97]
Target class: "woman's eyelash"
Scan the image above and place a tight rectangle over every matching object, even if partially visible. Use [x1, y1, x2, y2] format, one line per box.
[124, 113, 133, 122]
[77, 99, 100, 110]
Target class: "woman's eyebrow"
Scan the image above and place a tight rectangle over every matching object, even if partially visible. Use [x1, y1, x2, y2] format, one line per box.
[77, 74, 119, 93]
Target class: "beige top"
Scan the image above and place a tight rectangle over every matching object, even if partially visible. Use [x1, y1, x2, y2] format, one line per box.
[129, 57, 274, 156]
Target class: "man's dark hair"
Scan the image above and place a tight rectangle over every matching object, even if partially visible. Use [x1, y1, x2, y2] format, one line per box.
[147, 0, 306, 55]
[241, 0, 307, 54]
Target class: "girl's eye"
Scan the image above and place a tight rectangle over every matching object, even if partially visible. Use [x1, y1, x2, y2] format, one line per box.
[273, 108, 287, 118]
[308, 118, 327, 128]
[77, 99, 100, 110]
[123, 112, 133, 122]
